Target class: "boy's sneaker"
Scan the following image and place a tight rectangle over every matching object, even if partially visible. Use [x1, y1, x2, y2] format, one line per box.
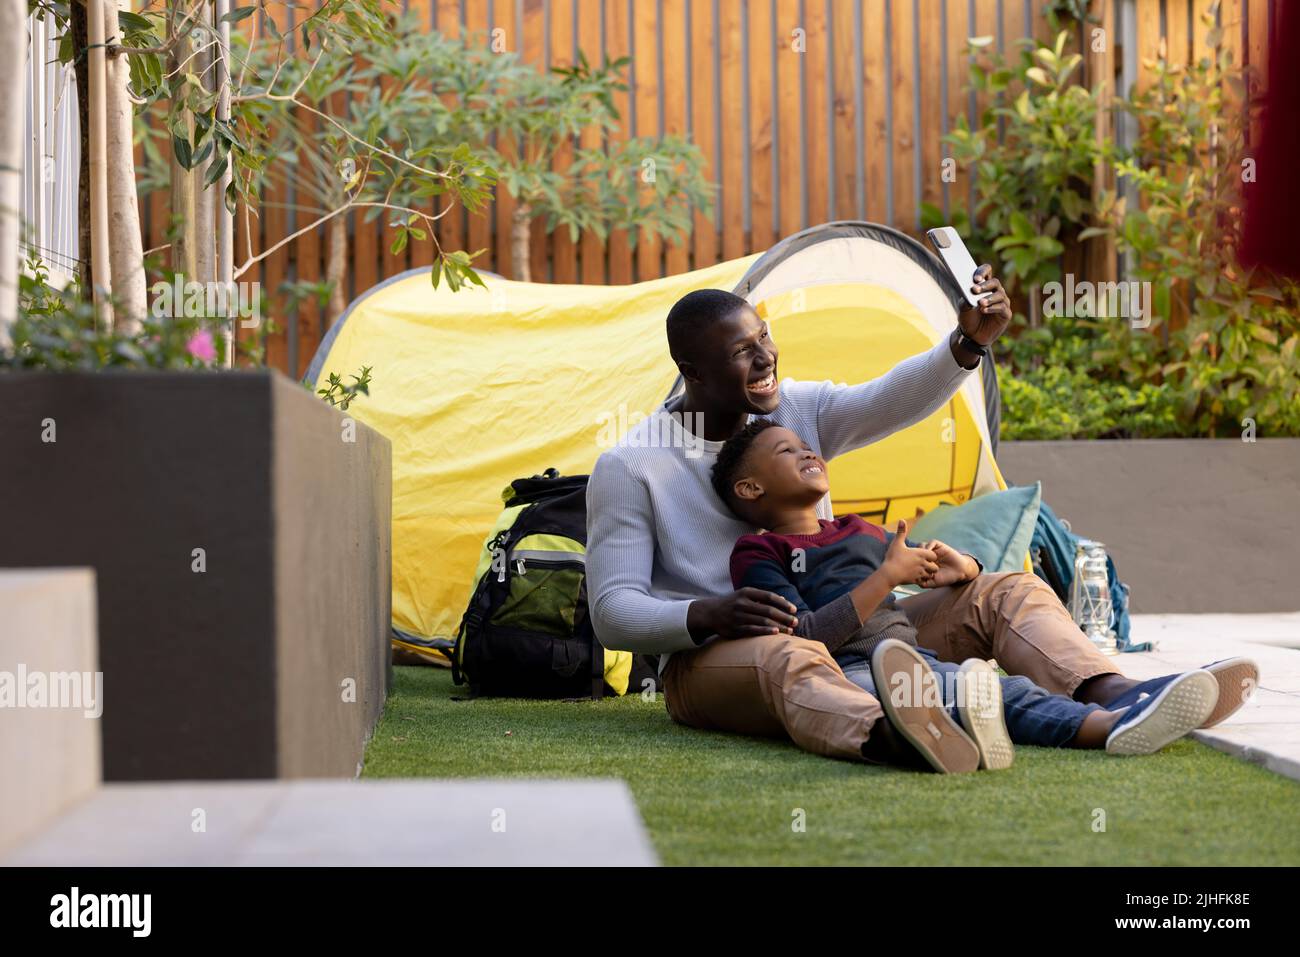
[956, 659, 1015, 770]
[869, 639, 979, 774]
[1199, 657, 1259, 727]
[1105, 670, 1219, 756]
[1103, 657, 1258, 729]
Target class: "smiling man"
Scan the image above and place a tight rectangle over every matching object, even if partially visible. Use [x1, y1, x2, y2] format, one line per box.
[583, 269, 1254, 764]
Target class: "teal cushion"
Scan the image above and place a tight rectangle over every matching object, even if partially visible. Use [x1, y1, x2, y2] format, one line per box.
[906, 482, 1042, 573]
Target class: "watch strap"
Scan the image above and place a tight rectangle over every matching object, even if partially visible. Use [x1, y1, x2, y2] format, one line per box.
[952, 328, 988, 358]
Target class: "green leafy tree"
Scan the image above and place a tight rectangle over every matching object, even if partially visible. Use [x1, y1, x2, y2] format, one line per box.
[388, 32, 715, 281]
[994, 14, 1300, 439]
[236, 19, 494, 326]
[939, 30, 1109, 324]
[1092, 14, 1300, 435]
[30, 1, 494, 351]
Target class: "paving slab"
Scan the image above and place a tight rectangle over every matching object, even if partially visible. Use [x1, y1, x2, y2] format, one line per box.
[1117, 613, 1300, 781]
[0, 568, 100, 855]
[2, 780, 657, 867]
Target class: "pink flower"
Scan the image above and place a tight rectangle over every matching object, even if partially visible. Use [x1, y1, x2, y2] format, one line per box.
[186, 329, 217, 365]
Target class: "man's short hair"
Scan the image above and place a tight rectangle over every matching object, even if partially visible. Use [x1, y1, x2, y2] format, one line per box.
[666, 288, 751, 363]
[710, 418, 780, 513]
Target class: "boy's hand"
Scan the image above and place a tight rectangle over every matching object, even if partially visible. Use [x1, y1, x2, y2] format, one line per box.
[882, 521, 940, 588]
[922, 540, 980, 587]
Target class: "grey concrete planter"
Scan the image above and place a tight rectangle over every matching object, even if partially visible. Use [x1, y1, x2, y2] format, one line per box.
[998, 439, 1300, 613]
[0, 371, 391, 781]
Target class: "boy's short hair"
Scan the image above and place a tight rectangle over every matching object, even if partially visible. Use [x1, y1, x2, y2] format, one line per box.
[711, 418, 780, 514]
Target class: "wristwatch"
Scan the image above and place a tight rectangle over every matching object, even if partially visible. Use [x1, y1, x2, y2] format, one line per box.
[951, 328, 988, 359]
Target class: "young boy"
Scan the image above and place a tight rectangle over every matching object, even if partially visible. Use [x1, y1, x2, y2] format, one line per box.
[711, 418, 1224, 773]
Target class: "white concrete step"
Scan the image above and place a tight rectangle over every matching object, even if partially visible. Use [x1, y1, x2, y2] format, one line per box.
[2, 779, 658, 866]
[0, 568, 100, 855]
[1120, 613, 1300, 781]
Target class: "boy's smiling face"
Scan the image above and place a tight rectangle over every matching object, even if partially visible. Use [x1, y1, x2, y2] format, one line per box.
[731, 426, 830, 522]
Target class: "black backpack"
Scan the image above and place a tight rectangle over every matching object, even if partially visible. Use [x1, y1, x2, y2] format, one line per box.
[452, 469, 660, 698]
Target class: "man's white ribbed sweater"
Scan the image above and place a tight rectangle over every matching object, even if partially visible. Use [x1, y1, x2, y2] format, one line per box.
[585, 337, 975, 662]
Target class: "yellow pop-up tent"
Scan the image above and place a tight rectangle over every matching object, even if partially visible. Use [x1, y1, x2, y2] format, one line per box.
[307, 222, 1008, 658]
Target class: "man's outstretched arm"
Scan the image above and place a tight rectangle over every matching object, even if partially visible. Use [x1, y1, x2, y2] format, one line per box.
[801, 336, 973, 462]
[808, 265, 1012, 460]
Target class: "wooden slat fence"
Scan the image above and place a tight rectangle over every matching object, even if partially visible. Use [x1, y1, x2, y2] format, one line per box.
[136, 0, 1272, 377]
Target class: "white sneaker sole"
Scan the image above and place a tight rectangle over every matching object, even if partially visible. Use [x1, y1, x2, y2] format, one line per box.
[1201, 657, 1259, 728]
[956, 659, 1014, 770]
[1106, 670, 1219, 756]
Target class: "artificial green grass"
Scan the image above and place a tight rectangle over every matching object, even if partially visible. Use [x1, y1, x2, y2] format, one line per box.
[363, 666, 1300, 866]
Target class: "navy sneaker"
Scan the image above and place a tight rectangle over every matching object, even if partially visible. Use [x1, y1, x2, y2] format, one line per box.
[1105, 670, 1219, 755]
[1199, 657, 1259, 727]
[1105, 657, 1259, 729]
[1104, 674, 1179, 712]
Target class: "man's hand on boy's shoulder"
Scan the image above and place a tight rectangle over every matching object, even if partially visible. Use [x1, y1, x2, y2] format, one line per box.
[922, 539, 981, 587]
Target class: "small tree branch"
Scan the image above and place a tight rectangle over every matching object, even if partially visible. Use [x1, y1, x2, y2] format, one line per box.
[242, 172, 255, 265]
[233, 200, 440, 280]
[164, 38, 220, 80]
[234, 91, 454, 185]
[118, 0, 203, 57]
[284, 45, 327, 99]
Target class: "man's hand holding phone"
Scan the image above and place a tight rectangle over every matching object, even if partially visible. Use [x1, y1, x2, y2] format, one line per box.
[926, 226, 1013, 368]
[957, 263, 1012, 346]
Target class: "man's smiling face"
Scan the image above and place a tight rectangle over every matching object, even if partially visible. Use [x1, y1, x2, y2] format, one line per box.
[681, 303, 782, 415]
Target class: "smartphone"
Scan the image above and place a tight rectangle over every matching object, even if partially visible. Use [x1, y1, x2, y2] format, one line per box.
[926, 227, 989, 308]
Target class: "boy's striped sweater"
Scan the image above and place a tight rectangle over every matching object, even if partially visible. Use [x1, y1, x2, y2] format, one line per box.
[729, 514, 919, 659]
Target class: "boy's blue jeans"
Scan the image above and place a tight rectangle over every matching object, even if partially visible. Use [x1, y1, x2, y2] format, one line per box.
[835, 646, 1102, 748]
